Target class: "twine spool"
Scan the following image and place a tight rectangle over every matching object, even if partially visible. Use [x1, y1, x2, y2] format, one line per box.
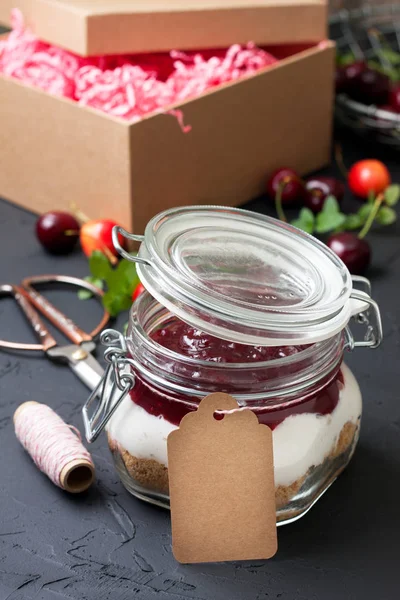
[14, 401, 95, 493]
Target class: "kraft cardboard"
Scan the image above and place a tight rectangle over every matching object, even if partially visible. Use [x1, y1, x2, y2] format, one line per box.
[0, 41, 335, 231]
[168, 393, 277, 564]
[0, 0, 327, 56]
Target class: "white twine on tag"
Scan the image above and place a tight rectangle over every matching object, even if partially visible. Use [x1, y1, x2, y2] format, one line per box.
[215, 406, 252, 415]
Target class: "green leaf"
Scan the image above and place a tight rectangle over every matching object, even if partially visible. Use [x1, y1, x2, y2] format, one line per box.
[115, 258, 139, 293]
[312, 195, 347, 234]
[315, 211, 346, 234]
[102, 259, 138, 299]
[384, 184, 400, 207]
[94, 278, 104, 288]
[322, 195, 341, 214]
[358, 203, 374, 221]
[83, 252, 138, 317]
[367, 190, 376, 204]
[336, 52, 355, 66]
[376, 206, 397, 226]
[367, 60, 399, 83]
[343, 214, 364, 230]
[77, 276, 104, 300]
[291, 208, 315, 234]
[102, 291, 133, 317]
[102, 292, 120, 317]
[377, 48, 400, 65]
[78, 289, 93, 300]
[105, 269, 129, 295]
[89, 250, 113, 280]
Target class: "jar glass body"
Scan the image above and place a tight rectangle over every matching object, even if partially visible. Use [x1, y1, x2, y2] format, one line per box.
[106, 292, 362, 524]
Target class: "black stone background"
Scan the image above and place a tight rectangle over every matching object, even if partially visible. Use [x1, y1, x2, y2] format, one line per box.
[0, 103, 400, 600]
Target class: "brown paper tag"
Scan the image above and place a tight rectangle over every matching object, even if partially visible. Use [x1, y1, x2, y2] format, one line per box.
[167, 393, 277, 564]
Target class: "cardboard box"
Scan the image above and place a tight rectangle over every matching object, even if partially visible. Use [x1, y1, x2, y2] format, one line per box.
[0, 40, 335, 231]
[0, 0, 334, 230]
[0, 0, 327, 55]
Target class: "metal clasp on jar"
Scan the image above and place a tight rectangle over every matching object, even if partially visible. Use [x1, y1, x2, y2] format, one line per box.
[112, 228, 150, 265]
[82, 329, 136, 443]
[344, 276, 383, 351]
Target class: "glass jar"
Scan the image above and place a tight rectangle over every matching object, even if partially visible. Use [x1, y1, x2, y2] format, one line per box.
[83, 206, 382, 525]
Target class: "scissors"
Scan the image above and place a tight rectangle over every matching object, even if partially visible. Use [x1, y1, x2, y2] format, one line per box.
[0, 274, 109, 390]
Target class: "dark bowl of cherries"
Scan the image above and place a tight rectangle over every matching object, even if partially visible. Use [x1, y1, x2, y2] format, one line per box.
[330, 4, 400, 148]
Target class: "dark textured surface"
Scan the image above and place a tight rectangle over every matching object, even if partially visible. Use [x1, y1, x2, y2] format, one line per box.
[0, 131, 399, 600]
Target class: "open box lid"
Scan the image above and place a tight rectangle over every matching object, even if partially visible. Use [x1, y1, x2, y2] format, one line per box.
[0, 0, 327, 57]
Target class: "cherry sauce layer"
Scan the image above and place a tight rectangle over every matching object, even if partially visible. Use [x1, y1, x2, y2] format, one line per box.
[130, 319, 343, 429]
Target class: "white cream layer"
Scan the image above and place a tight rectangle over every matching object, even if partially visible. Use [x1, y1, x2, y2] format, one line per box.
[107, 363, 362, 487]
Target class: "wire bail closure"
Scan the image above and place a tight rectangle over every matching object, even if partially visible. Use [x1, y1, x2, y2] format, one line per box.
[111, 227, 151, 266]
[82, 329, 136, 443]
[344, 276, 383, 351]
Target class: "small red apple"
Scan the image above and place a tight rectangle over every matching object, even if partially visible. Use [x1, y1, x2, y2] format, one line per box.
[132, 282, 145, 302]
[348, 160, 391, 199]
[80, 219, 126, 258]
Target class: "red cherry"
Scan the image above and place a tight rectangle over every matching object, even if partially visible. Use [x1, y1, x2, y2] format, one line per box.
[341, 61, 367, 91]
[348, 159, 391, 198]
[80, 219, 126, 258]
[348, 68, 390, 105]
[335, 67, 348, 94]
[335, 62, 366, 95]
[132, 282, 145, 302]
[266, 167, 304, 205]
[304, 177, 345, 213]
[36, 211, 80, 254]
[327, 232, 371, 275]
[389, 84, 400, 112]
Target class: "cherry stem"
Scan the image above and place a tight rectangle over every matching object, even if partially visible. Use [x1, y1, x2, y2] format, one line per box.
[70, 202, 90, 224]
[101, 244, 118, 266]
[64, 229, 80, 236]
[368, 27, 386, 46]
[275, 179, 290, 222]
[334, 143, 348, 180]
[358, 193, 384, 239]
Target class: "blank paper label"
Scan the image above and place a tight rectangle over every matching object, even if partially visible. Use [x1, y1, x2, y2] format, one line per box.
[168, 393, 277, 564]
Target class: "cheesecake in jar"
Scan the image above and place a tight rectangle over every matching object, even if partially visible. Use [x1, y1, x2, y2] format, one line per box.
[107, 303, 362, 522]
[84, 206, 382, 524]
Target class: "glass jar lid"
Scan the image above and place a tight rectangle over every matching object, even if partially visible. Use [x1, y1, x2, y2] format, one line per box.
[116, 206, 368, 346]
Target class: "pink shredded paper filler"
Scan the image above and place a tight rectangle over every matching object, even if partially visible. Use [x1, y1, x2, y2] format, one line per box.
[0, 9, 277, 126]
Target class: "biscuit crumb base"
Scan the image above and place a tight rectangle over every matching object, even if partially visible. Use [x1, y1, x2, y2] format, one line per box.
[108, 420, 358, 513]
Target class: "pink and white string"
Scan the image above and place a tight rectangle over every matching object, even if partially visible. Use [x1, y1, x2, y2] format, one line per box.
[0, 9, 277, 126]
[14, 402, 93, 490]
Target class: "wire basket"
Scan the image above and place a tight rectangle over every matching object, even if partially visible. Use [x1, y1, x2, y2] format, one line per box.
[330, 4, 400, 148]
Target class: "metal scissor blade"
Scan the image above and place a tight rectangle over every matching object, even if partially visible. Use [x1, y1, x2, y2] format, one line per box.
[69, 353, 104, 390]
[47, 342, 104, 391]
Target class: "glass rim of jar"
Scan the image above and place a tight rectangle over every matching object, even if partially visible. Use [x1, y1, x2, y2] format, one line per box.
[130, 291, 345, 369]
[126, 292, 345, 402]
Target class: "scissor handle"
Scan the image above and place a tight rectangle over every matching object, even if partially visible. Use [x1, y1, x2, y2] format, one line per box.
[20, 275, 110, 346]
[0, 284, 57, 351]
[0, 276, 110, 352]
